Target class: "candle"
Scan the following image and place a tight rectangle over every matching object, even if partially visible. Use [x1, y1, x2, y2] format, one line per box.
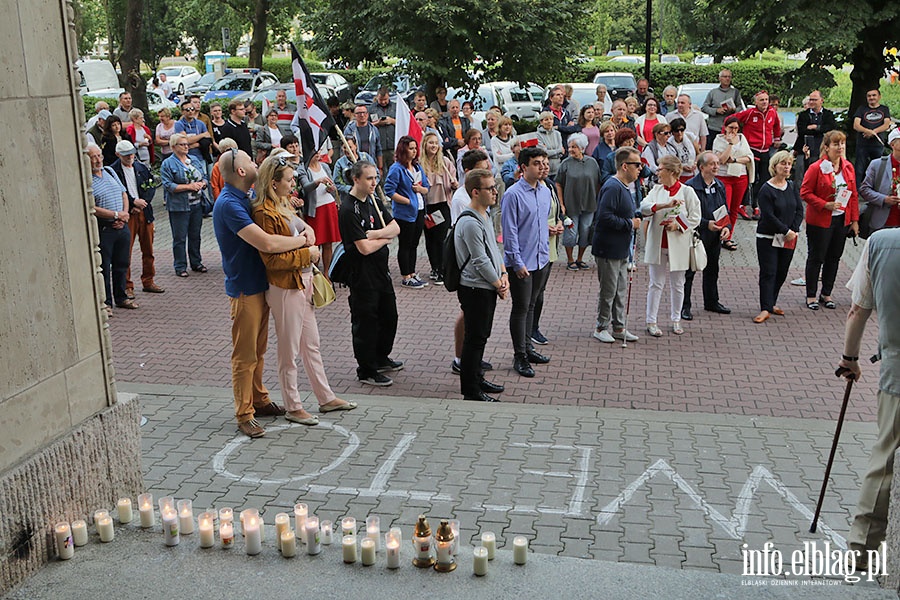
[219, 507, 233, 526]
[117, 498, 133, 524]
[481, 532, 496, 560]
[360, 538, 376, 566]
[366, 516, 381, 551]
[342, 535, 357, 563]
[320, 520, 333, 545]
[294, 504, 308, 542]
[385, 533, 400, 569]
[413, 534, 432, 565]
[435, 539, 452, 567]
[138, 494, 154, 528]
[97, 516, 115, 543]
[341, 516, 356, 538]
[244, 516, 262, 555]
[162, 510, 179, 546]
[473, 546, 488, 576]
[93, 509, 109, 524]
[389, 527, 402, 546]
[450, 519, 460, 555]
[54, 523, 74, 560]
[513, 536, 528, 565]
[71, 520, 88, 547]
[158, 496, 175, 515]
[281, 529, 296, 558]
[198, 512, 215, 548]
[177, 500, 194, 535]
[220, 522, 234, 549]
[306, 516, 321, 555]
[275, 513, 290, 551]
[240, 509, 257, 536]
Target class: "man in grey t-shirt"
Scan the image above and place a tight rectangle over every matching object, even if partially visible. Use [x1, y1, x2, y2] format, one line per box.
[838, 228, 900, 570]
[369, 88, 397, 166]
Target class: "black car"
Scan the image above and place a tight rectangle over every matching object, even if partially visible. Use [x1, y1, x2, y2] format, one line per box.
[592, 72, 637, 102]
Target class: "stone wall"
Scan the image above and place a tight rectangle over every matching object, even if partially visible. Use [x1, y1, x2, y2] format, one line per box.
[0, 0, 143, 594]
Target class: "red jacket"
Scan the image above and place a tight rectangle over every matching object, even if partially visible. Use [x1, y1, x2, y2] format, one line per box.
[125, 123, 155, 164]
[800, 158, 859, 228]
[734, 106, 781, 151]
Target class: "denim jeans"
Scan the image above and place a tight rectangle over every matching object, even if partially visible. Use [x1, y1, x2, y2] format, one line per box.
[168, 203, 203, 273]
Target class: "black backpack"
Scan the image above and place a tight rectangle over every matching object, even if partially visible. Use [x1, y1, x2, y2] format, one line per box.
[442, 211, 481, 292]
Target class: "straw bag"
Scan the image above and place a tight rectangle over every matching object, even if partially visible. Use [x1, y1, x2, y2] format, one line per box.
[311, 266, 335, 308]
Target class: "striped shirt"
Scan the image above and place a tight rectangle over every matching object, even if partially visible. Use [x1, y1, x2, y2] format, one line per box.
[92, 168, 126, 211]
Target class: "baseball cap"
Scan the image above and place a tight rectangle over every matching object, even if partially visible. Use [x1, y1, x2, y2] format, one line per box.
[115, 140, 137, 156]
[97, 109, 112, 119]
[888, 129, 900, 144]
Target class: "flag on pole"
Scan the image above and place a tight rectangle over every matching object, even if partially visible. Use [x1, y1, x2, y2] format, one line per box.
[290, 42, 335, 167]
[394, 100, 423, 150]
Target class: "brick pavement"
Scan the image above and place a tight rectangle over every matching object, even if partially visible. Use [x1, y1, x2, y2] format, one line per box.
[127, 383, 880, 578]
[110, 194, 881, 422]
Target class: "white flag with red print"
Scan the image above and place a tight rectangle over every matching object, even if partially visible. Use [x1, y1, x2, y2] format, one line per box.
[290, 43, 335, 167]
[395, 100, 422, 150]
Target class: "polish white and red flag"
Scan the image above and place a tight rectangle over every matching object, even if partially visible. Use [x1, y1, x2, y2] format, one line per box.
[290, 42, 335, 167]
[394, 97, 422, 149]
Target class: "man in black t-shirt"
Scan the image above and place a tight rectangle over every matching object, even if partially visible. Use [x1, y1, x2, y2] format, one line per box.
[220, 100, 253, 156]
[853, 88, 892, 185]
[338, 160, 403, 386]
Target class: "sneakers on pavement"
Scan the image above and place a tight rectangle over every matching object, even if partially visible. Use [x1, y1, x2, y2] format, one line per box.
[360, 373, 393, 386]
[592, 329, 615, 343]
[530, 330, 549, 345]
[376, 358, 404, 373]
[612, 329, 639, 342]
[401, 277, 428, 289]
[238, 419, 266, 438]
[790, 277, 806, 286]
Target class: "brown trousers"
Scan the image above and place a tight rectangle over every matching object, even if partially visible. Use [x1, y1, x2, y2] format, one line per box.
[125, 210, 156, 291]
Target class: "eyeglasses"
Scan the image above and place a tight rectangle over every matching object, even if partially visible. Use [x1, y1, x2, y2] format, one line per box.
[174, 142, 190, 147]
[671, 128, 685, 133]
[181, 107, 196, 112]
[475, 185, 499, 194]
[660, 131, 672, 136]
[624, 161, 642, 167]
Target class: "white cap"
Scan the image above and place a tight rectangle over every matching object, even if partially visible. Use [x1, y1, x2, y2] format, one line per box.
[888, 129, 900, 145]
[115, 140, 136, 156]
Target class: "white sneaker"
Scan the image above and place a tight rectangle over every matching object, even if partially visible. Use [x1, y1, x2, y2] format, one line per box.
[790, 277, 805, 286]
[592, 329, 615, 343]
[612, 329, 638, 342]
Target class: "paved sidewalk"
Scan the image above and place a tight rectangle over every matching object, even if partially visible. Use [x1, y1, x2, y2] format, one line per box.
[127, 383, 881, 578]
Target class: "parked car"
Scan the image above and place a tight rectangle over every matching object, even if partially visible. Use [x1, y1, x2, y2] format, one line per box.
[570, 54, 591, 64]
[609, 55, 645, 64]
[606, 50, 624, 57]
[156, 65, 202, 95]
[676, 83, 746, 118]
[354, 74, 422, 106]
[202, 69, 279, 102]
[147, 89, 177, 112]
[693, 55, 714, 66]
[310, 72, 353, 103]
[235, 82, 337, 108]
[592, 72, 637, 102]
[447, 81, 544, 123]
[185, 72, 218, 97]
[75, 59, 124, 97]
[544, 83, 612, 116]
[660, 54, 681, 64]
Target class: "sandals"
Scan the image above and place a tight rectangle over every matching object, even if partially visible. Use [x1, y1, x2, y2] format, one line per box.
[722, 240, 738, 251]
[577, 261, 590, 270]
[671, 322, 684, 335]
[192, 265, 208, 273]
[177, 271, 189, 278]
[771, 307, 785, 316]
[806, 301, 819, 311]
[566, 262, 579, 271]
[819, 296, 836, 310]
[753, 311, 770, 323]
[646, 324, 663, 337]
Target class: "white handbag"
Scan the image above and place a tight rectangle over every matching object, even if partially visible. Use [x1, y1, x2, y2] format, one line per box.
[689, 231, 708, 272]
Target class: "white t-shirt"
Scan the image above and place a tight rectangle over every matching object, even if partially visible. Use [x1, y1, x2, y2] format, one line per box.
[408, 167, 424, 210]
[133, 128, 150, 163]
[450, 186, 471, 224]
[309, 164, 335, 207]
[833, 169, 847, 216]
[846, 239, 873, 309]
[268, 126, 283, 149]
[121, 165, 139, 200]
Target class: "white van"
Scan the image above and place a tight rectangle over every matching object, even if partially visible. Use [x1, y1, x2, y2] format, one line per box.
[75, 59, 124, 97]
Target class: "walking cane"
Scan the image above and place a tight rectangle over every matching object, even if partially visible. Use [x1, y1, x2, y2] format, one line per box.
[809, 367, 855, 533]
[621, 228, 639, 349]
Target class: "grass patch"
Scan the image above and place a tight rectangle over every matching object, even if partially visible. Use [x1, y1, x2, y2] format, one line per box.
[824, 68, 900, 114]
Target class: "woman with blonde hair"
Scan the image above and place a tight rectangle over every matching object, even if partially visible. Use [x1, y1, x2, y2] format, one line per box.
[492, 116, 517, 165]
[252, 155, 357, 423]
[420, 130, 458, 283]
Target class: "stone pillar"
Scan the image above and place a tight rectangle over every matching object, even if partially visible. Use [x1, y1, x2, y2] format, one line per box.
[0, 0, 144, 593]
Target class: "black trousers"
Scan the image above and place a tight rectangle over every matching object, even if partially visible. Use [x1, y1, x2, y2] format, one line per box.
[855, 144, 883, 186]
[683, 233, 721, 311]
[756, 238, 794, 313]
[397, 210, 425, 276]
[99, 225, 131, 306]
[508, 263, 550, 357]
[424, 202, 450, 274]
[531, 262, 553, 334]
[806, 215, 849, 299]
[749, 148, 774, 208]
[348, 286, 398, 379]
[458, 286, 498, 398]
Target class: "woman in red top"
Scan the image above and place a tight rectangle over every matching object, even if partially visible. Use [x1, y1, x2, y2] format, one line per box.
[799, 130, 859, 310]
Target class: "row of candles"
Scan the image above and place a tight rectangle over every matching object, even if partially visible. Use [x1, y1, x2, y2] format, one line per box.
[54, 494, 529, 575]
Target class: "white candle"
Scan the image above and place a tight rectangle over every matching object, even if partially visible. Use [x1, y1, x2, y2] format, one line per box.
[275, 513, 290, 551]
[450, 519, 460, 555]
[341, 516, 356, 538]
[177, 500, 194, 535]
[389, 527, 402, 546]
[54, 523, 74, 560]
[281, 529, 296, 558]
[93, 509, 109, 524]
[320, 520, 333, 545]
[198, 512, 215, 548]
[220, 522, 234, 549]
[413, 534, 432, 563]
[294, 504, 308, 542]
[116, 498, 133, 524]
[306, 516, 321, 555]
[342, 535, 357, 563]
[473, 546, 488, 576]
[158, 497, 175, 515]
[71, 520, 88, 547]
[219, 507, 233, 526]
[162, 510, 179, 546]
[138, 494, 154, 528]
[244, 516, 262, 555]
[385, 533, 400, 569]
[366, 516, 381, 551]
[360, 537, 376, 566]
[435, 539, 453, 567]
[481, 532, 496, 560]
[513, 536, 527, 565]
[97, 516, 115, 543]
[240, 509, 257, 536]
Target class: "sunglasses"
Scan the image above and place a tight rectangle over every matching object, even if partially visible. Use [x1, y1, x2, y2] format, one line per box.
[181, 106, 196, 112]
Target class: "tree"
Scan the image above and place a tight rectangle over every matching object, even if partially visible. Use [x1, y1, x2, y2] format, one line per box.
[116, 0, 148, 110]
[303, 0, 594, 94]
[73, 0, 106, 57]
[174, 0, 247, 60]
[211, 0, 299, 68]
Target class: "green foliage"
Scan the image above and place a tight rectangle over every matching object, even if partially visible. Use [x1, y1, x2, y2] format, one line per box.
[73, 0, 105, 57]
[174, 0, 247, 58]
[825, 71, 900, 114]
